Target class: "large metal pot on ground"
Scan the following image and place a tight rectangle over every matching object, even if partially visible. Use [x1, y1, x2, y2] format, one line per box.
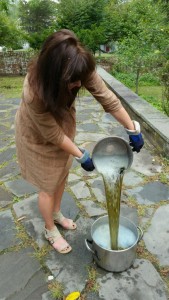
[85, 215, 143, 272]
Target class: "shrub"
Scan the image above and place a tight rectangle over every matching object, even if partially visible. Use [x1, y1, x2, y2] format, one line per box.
[139, 73, 160, 86]
[111, 72, 136, 88]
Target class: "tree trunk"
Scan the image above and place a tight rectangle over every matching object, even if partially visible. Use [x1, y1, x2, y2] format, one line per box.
[135, 68, 140, 94]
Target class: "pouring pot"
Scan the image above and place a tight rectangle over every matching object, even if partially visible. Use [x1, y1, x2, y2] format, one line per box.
[92, 136, 133, 172]
[85, 215, 143, 272]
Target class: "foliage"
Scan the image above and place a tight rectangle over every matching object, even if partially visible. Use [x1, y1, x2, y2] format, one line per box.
[113, 0, 168, 93]
[57, 0, 106, 30]
[111, 72, 136, 88]
[56, 0, 107, 52]
[18, 0, 58, 49]
[77, 25, 106, 54]
[48, 280, 64, 300]
[112, 72, 160, 88]
[0, 1, 24, 49]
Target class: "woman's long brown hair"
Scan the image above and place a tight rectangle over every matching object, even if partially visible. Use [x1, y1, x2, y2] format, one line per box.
[28, 29, 96, 119]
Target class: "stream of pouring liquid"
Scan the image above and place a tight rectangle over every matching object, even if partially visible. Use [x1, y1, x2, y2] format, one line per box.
[94, 155, 127, 250]
[103, 170, 124, 250]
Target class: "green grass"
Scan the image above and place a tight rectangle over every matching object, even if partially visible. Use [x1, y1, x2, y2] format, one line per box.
[111, 71, 164, 112]
[95, 52, 112, 58]
[0, 76, 24, 98]
[132, 86, 163, 112]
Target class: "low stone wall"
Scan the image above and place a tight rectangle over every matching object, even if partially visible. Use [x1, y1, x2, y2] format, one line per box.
[97, 66, 169, 158]
[0, 51, 35, 76]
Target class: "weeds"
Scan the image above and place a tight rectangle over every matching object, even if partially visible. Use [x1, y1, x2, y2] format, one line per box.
[48, 281, 64, 300]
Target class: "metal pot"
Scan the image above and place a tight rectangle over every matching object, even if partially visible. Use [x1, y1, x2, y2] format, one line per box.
[85, 215, 143, 272]
[92, 136, 133, 172]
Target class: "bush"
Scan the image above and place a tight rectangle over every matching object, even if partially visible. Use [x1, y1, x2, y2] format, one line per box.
[111, 72, 136, 88]
[111, 71, 160, 88]
[139, 73, 160, 86]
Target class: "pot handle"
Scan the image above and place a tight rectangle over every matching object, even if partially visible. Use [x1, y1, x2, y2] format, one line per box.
[137, 226, 144, 243]
[85, 239, 101, 261]
[85, 239, 95, 255]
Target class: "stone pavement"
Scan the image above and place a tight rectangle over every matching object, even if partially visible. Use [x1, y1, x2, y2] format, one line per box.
[0, 94, 169, 300]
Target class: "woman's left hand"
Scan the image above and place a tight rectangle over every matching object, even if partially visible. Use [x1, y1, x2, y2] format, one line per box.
[125, 120, 144, 153]
[75, 147, 95, 171]
[129, 133, 144, 152]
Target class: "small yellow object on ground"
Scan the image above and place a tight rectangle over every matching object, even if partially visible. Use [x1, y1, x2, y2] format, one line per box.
[65, 291, 80, 300]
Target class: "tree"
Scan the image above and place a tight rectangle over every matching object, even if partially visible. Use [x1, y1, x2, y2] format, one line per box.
[77, 25, 106, 54]
[57, 0, 106, 30]
[18, 0, 58, 49]
[113, 0, 168, 93]
[56, 0, 107, 51]
[0, 0, 24, 49]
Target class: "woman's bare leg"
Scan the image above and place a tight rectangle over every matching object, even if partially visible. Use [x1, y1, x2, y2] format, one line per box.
[53, 176, 67, 213]
[38, 191, 55, 230]
[53, 175, 77, 230]
[38, 190, 72, 253]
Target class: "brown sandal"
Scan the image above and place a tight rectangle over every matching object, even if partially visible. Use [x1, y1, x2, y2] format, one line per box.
[44, 226, 72, 254]
[53, 211, 77, 230]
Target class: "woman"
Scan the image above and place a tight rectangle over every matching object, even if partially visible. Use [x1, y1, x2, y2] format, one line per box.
[15, 29, 144, 254]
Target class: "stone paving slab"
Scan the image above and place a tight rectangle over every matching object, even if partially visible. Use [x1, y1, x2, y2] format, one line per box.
[0, 247, 48, 300]
[45, 217, 94, 295]
[87, 177, 106, 203]
[5, 178, 38, 197]
[143, 205, 169, 266]
[78, 123, 101, 132]
[0, 186, 13, 208]
[0, 134, 14, 149]
[80, 199, 107, 217]
[126, 181, 169, 205]
[75, 132, 108, 143]
[120, 205, 138, 226]
[96, 259, 168, 300]
[0, 161, 20, 182]
[13, 192, 79, 248]
[0, 209, 21, 250]
[123, 170, 144, 187]
[0, 147, 16, 164]
[70, 181, 91, 199]
[131, 148, 162, 176]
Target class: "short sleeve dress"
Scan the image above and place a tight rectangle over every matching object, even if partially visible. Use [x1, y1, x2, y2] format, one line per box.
[15, 71, 122, 193]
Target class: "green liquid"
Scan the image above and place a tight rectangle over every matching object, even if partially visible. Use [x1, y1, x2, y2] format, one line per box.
[93, 154, 126, 250]
[103, 169, 124, 250]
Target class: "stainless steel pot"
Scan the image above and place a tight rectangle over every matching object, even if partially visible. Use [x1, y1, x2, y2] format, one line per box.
[92, 136, 133, 172]
[85, 215, 143, 272]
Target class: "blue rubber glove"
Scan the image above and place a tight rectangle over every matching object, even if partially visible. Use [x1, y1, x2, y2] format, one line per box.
[75, 147, 95, 171]
[125, 121, 144, 153]
[81, 157, 95, 171]
[129, 133, 144, 153]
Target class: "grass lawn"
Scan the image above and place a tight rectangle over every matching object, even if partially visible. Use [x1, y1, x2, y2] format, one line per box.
[0, 76, 24, 99]
[132, 85, 163, 112]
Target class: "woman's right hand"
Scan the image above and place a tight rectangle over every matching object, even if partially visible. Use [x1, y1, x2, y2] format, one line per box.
[75, 147, 95, 171]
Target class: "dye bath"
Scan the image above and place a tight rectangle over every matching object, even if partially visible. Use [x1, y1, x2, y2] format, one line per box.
[93, 223, 136, 250]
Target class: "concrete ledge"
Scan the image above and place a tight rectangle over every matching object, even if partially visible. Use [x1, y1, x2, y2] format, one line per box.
[97, 66, 169, 158]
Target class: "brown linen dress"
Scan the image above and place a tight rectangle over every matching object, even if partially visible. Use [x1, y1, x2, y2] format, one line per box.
[15, 71, 122, 193]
